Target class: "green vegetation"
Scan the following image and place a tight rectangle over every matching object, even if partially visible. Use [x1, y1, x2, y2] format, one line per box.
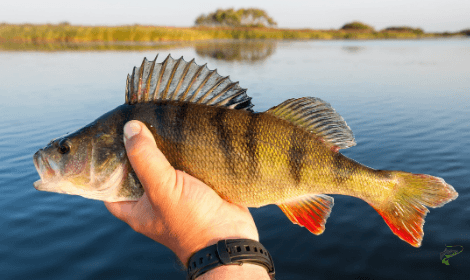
[0, 40, 188, 51]
[0, 24, 216, 43]
[195, 8, 277, 28]
[383, 26, 424, 35]
[0, 22, 462, 51]
[460, 29, 470, 36]
[341, 21, 374, 31]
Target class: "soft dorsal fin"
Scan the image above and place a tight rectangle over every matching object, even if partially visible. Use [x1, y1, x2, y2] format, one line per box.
[266, 97, 356, 149]
[125, 54, 253, 111]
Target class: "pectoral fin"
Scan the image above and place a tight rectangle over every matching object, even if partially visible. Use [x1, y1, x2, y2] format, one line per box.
[278, 194, 334, 235]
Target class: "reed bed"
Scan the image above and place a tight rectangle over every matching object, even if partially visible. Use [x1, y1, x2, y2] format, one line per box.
[0, 23, 457, 51]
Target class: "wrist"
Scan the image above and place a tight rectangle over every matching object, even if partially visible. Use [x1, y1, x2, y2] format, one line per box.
[175, 232, 259, 267]
[186, 239, 275, 280]
[195, 263, 271, 280]
[173, 218, 259, 266]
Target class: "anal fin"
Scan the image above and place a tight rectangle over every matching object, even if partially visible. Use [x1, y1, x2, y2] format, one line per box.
[278, 194, 334, 235]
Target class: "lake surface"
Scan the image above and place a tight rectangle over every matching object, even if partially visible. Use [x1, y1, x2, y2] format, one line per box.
[1, 39, 469, 280]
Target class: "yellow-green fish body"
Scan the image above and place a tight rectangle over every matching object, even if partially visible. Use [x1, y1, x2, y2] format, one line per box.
[33, 55, 458, 248]
[151, 101, 362, 206]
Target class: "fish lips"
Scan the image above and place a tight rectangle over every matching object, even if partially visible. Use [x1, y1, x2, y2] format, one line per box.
[33, 150, 56, 190]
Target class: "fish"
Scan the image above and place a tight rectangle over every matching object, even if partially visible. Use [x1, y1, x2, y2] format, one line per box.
[33, 54, 458, 247]
[440, 245, 463, 265]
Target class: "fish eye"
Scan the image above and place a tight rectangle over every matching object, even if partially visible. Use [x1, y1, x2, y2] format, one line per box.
[58, 139, 71, 154]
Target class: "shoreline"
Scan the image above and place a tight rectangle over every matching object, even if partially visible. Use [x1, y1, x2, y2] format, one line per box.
[1, 23, 467, 51]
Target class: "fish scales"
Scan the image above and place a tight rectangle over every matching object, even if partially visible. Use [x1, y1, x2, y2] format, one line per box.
[114, 101, 403, 207]
[33, 55, 458, 248]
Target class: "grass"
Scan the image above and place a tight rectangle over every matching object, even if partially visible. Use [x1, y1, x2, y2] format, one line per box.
[0, 23, 464, 51]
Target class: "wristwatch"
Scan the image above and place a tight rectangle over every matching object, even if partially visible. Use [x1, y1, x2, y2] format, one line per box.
[186, 239, 275, 280]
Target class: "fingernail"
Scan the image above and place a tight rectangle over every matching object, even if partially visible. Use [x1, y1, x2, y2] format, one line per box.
[123, 121, 141, 145]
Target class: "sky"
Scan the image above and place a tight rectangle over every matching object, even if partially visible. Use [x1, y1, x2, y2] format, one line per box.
[2, 0, 469, 32]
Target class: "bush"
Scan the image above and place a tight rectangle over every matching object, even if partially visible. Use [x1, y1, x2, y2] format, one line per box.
[460, 29, 470, 36]
[384, 26, 424, 35]
[195, 8, 277, 28]
[340, 21, 374, 31]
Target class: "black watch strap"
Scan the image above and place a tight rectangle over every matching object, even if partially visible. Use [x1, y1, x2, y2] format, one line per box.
[186, 239, 275, 280]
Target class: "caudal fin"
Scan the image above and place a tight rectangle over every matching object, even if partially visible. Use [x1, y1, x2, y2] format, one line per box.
[371, 172, 458, 247]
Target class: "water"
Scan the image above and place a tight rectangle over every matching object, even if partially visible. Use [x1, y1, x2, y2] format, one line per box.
[1, 39, 469, 280]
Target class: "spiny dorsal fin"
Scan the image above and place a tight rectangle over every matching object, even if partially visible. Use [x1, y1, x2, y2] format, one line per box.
[266, 97, 356, 149]
[125, 54, 253, 111]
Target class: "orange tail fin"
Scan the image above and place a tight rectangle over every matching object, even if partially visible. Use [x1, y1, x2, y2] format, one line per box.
[370, 172, 458, 247]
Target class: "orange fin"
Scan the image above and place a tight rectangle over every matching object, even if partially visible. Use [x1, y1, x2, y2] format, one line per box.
[370, 172, 458, 247]
[278, 194, 334, 235]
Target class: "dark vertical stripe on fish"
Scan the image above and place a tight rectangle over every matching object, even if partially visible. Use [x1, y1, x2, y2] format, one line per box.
[211, 107, 236, 177]
[332, 153, 356, 184]
[160, 103, 174, 140]
[148, 104, 165, 139]
[157, 104, 178, 157]
[245, 113, 260, 177]
[288, 130, 306, 185]
[172, 103, 190, 169]
[173, 103, 189, 142]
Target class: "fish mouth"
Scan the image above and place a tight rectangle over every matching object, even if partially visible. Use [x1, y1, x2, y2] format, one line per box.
[33, 179, 43, 190]
[33, 150, 56, 190]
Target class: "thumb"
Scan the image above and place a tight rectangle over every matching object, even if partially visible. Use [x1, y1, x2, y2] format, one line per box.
[123, 120, 177, 202]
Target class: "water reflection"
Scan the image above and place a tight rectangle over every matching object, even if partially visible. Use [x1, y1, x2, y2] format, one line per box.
[1, 40, 469, 280]
[195, 40, 277, 62]
[342, 46, 366, 53]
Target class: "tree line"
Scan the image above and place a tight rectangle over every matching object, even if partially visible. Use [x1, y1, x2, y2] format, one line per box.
[195, 8, 277, 28]
[195, 8, 456, 35]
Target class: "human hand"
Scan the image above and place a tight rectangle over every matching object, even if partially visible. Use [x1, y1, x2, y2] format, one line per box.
[104, 120, 259, 266]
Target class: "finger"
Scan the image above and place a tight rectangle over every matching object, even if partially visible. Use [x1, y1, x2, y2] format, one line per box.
[123, 120, 178, 202]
